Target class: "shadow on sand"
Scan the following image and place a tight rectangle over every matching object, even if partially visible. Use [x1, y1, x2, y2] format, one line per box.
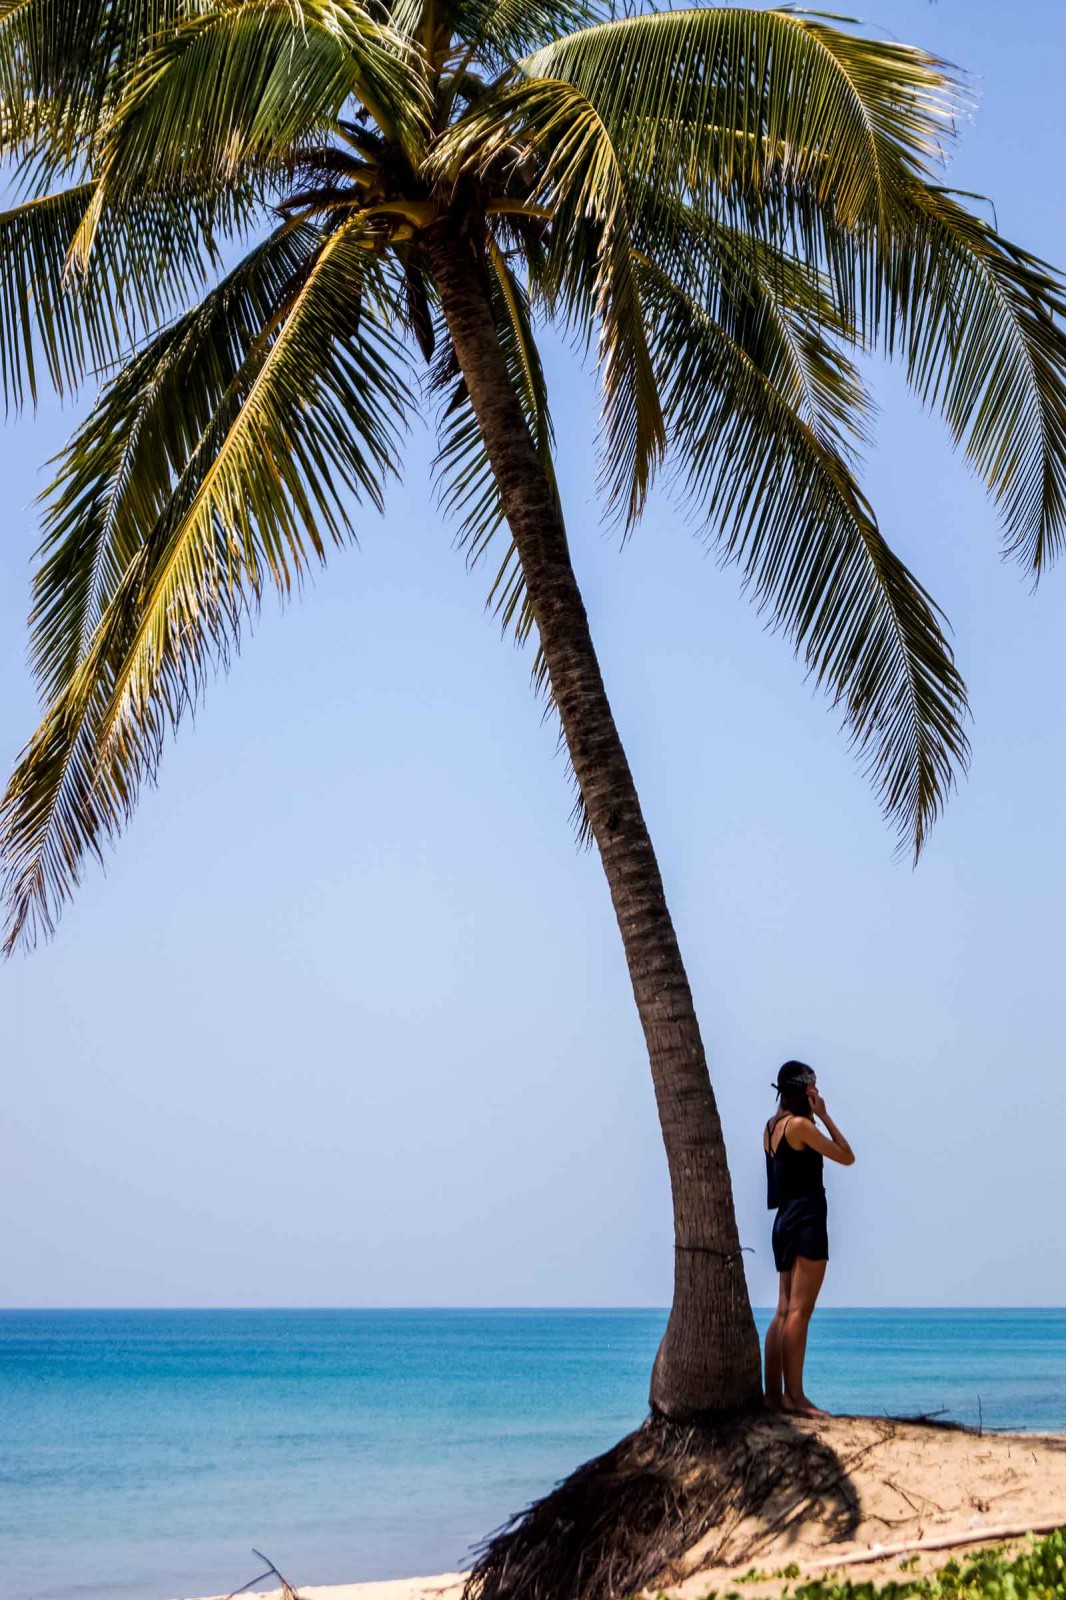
[462, 1409, 868, 1600]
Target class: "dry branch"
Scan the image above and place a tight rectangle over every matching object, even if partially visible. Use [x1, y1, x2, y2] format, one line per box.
[794, 1518, 1066, 1575]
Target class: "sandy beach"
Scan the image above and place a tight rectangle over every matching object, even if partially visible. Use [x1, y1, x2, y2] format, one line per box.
[194, 1416, 1066, 1600]
[199, 1579, 466, 1600]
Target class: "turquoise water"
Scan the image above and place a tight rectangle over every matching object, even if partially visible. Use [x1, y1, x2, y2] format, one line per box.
[2, 1309, 1065, 1600]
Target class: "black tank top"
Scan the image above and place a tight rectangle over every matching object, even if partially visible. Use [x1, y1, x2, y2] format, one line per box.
[765, 1115, 824, 1209]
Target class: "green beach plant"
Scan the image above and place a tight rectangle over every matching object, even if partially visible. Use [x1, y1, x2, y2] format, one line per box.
[696, 1527, 1066, 1600]
[3, 0, 1066, 1424]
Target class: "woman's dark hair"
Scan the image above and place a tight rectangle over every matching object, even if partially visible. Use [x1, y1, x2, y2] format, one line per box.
[774, 1059, 816, 1117]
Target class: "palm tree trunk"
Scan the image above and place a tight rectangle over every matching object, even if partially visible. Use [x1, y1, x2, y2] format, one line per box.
[428, 226, 762, 1417]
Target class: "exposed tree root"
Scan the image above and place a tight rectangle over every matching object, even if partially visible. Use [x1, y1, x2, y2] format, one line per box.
[462, 1411, 868, 1600]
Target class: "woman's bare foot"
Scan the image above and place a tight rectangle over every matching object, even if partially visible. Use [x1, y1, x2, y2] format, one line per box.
[781, 1393, 830, 1417]
[763, 1393, 784, 1412]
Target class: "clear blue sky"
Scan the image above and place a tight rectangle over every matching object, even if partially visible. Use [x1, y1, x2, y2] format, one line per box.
[2, 0, 1064, 1312]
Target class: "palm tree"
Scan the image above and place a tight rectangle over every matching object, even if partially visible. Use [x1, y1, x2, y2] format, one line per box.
[3, 0, 1066, 1420]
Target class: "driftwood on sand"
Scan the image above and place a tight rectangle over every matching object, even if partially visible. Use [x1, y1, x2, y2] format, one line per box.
[223, 1550, 308, 1600]
[793, 1516, 1066, 1575]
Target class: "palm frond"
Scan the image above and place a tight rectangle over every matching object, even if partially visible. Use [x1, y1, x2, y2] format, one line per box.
[521, 8, 963, 226]
[471, 0, 600, 59]
[776, 176, 1066, 574]
[641, 259, 969, 857]
[2, 217, 411, 952]
[629, 191, 874, 464]
[0, 0, 187, 160]
[85, 0, 426, 233]
[29, 219, 326, 704]
[723, 234, 873, 463]
[436, 74, 664, 522]
[888, 183, 1066, 573]
[0, 180, 234, 408]
[389, 0, 599, 62]
[572, 9, 1066, 581]
[95, 217, 411, 753]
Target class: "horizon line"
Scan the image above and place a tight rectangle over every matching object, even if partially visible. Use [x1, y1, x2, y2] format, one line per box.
[3, 1303, 1065, 1313]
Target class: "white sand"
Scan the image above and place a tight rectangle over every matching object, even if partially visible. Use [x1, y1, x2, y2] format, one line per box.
[667, 1415, 1066, 1594]
[193, 1417, 1066, 1600]
[193, 1575, 465, 1600]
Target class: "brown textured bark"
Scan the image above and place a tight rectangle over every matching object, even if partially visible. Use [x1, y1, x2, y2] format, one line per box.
[428, 224, 762, 1416]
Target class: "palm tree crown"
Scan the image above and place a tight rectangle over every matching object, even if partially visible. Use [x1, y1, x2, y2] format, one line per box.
[3, 0, 1066, 952]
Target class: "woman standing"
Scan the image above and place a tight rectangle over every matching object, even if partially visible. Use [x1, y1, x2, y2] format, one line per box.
[763, 1061, 855, 1415]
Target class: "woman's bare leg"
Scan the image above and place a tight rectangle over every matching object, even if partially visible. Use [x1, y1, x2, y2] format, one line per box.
[763, 1271, 791, 1408]
[782, 1256, 828, 1415]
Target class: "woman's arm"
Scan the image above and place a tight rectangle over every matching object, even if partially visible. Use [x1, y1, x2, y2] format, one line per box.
[794, 1093, 855, 1166]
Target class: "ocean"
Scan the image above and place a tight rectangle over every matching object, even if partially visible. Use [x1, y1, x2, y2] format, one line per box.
[2, 1308, 1065, 1600]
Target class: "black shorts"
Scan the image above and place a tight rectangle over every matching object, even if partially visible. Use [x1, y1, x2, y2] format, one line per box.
[772, 1196, 829, 1273]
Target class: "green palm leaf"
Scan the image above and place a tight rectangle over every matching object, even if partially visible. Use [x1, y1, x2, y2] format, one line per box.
[95, 216, 411, 754]
[629, 191, 873, 463]
[889, 182, 1066, 573]
[85, 0, 426, 234]
[0, 180, 232, 408]
[390, 0, 598, 59]
[720, 232, 872, 462]
[521, 8, 962, 226]
[719, 180, 1066, 578]
[0, 0, 188, 159]
[4, 0, 1066, 948]
[642, 257, 969, 856]
[2, 217, 411, 950]
[437, 74, 665, 522]
[29, 219, 326, 702]
[467, 0, 599, 60]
